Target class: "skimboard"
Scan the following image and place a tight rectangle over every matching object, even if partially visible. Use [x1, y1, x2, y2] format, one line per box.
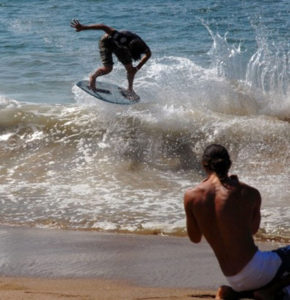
[76, 80, 140, 105]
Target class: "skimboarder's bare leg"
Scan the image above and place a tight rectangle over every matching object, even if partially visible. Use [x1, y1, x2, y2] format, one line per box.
[89, 65, 112, 92]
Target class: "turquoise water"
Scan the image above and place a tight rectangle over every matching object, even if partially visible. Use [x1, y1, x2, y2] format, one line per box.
[0, 0, 289, 241]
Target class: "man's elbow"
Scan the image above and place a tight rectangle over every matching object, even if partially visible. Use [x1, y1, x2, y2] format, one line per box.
[189, 236, 202, 244]
[145, 49, 151, 59]
[188, 232, 202, 243]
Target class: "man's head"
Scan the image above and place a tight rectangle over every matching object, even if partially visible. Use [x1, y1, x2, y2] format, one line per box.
[202, 144, 232, 178]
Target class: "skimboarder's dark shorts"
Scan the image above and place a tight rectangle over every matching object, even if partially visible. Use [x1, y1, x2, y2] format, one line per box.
[99, 34, 132, 66]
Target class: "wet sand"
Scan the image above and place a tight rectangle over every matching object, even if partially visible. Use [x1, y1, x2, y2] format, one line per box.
[0, 226, 283, 299]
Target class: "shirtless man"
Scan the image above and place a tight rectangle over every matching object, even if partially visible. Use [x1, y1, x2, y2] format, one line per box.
[71, 20, 151, 100]
[184, 144, 290, 299]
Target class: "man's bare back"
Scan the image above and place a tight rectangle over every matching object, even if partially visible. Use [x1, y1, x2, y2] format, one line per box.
[184, 173, 261, 276]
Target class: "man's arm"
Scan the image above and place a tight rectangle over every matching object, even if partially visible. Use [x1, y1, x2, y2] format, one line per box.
[184, 190, 202, 243]
[126, 48, 151, 91]
[125, 48, 151, 92]
[250, 188, 261, 235]
[70, 19, 115, 35]
[136, 48, 151, 71]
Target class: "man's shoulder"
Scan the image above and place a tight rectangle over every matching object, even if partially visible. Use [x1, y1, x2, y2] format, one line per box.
[184, 184, 208, 204]
[230, 175, 258, 191]
[238, 180, 260, 193]
[236, 179, 261, 203]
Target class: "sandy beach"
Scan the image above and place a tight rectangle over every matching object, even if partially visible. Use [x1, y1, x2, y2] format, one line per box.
[0, 226, 285, 299]
[0, 277, 217, 300]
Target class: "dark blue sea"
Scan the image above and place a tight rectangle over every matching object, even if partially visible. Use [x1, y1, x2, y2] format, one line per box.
[0, 0, 289, 241]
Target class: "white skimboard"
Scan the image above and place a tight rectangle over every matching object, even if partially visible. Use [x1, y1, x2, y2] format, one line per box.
[76, 80, 140, 105]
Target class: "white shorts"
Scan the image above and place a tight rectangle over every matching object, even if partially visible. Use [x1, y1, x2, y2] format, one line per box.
[226, 249, 282, 292]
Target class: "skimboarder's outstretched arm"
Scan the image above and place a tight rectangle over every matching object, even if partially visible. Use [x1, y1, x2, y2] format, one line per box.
[70, 19, 115, 35]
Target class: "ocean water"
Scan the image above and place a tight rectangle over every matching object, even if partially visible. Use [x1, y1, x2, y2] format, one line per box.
[0, 0, 289, 242]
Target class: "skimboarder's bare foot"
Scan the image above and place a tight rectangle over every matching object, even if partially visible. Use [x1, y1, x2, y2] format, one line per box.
[121, 89, 140, 101]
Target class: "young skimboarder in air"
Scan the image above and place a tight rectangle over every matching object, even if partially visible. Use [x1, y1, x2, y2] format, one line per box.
[71, 20, 151, 101]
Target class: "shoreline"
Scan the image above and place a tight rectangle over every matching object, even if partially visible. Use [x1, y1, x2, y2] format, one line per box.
[0, 226, 286, 299]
